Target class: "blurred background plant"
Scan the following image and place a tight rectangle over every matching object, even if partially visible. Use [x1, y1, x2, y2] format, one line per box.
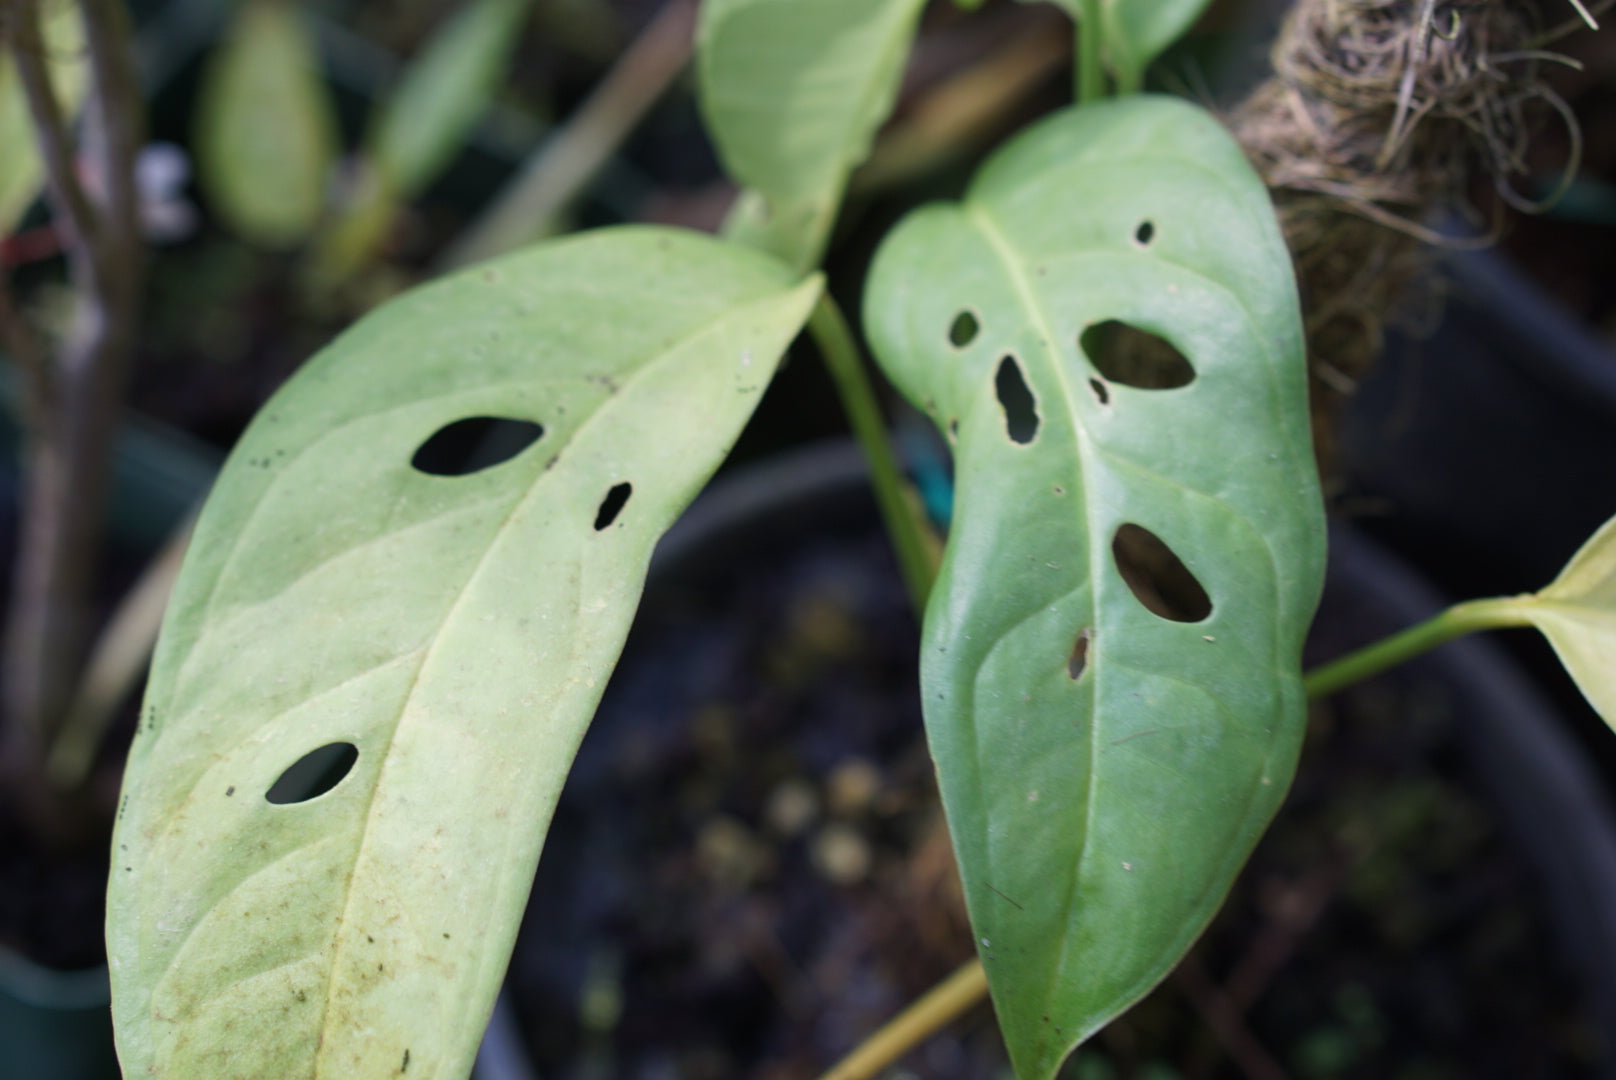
[0, 0, 1613, 1077]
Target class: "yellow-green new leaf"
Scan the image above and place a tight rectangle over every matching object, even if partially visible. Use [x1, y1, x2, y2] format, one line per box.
[1492, 513, 1616, 729]
[697, 0, 926, 270]
[194, 0, 339, 248]
[0, 2, 89, 235]
[108, 227, 819, 1080]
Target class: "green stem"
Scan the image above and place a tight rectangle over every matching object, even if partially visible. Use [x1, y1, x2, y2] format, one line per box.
[1076, 0, 1104, 103]
[807, 294, 939, 616]
[1303, 596, 1533, 700]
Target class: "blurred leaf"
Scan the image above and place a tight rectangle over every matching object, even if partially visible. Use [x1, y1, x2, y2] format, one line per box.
[697, 0, 927, 270]
[107, 226, 819, 1080]
[0, 2, 89, 235]
[1023, 0, 1212, 91]
[864, 96, 1323, 1080]
[194, 0, 340, 248]
[366, 0, 529, 198]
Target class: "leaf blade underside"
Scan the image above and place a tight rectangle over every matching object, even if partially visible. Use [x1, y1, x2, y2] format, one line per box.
[863, 96, 1324, 1080]
[107, 226, 819, 1080]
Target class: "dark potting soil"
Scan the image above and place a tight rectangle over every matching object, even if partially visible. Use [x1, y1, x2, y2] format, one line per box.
[0, 801, 112, 971]
[505, 489, 1603, 1080]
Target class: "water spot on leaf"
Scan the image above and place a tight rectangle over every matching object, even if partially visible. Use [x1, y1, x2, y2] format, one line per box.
[1081, 321, 1195, 389]
[949, 310, 980, 348]
[994, 356, 1039, 444]
[1135, 220, 1155, 245]
[266, 742, 359, 804]
[1089, 378, 1109, 405]
[1112, 524, 1211, 622]
[1068, 628, 1092, 680]
[594, 482, 632, 530]
[411, 417, 543, 476]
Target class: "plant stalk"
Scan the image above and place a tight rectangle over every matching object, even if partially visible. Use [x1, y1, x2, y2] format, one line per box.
[806, 293, 939, 616]
[0, 0, 145, 805]
[1301, 596, 1533, 700]
[817, 959, 987, 1080]
[1076, 0, 1103, 103]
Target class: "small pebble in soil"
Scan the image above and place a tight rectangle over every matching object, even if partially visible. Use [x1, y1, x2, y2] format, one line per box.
[812, 823, 872, 885]
[827, 758, 882, 817]
[765, 779, 819, 837]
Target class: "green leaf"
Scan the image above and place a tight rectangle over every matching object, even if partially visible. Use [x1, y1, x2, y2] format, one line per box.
[1491, 513, 1616, 728]
[107, 226, 820, 1080]
[863, 96, 1324, 1080]
[1098, 0, 1212, 91]
[366, 0, 528, 199]
[1023, 0, 1212, 92]
[0, 2, 89, 235]
[697, 0, 927, 270]
[194, 0, 340, 248]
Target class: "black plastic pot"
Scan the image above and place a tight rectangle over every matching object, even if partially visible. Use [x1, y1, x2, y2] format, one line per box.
[0, 945, 118, 1080]
[490, 439, 1616, 1078]
[1341, 247, 1616, 605]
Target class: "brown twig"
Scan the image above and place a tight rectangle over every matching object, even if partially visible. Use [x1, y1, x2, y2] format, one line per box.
[0, 0, 145, 815]
[1174, 953, 1295, 1080]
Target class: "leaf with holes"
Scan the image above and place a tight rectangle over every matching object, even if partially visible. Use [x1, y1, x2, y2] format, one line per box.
[194, 0, 340, 248]
[864, 96, 1324, 1080]
[107, 226, 819, 1080]
[697, 0, 927, 270]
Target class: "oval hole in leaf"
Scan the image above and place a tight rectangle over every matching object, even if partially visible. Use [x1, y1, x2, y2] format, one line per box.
[1112, 523, 1212, 623]
[594, 482, 632, 530]
[949, 310, 980, 348]
[1134, 220, 1155, 245]
[411, 416, 544, 476]
[1080, 321, 1195, 390]
[994, 356, 1039, 444]
[265, 742, 359, 804]
[1068, 628, 1092, 680]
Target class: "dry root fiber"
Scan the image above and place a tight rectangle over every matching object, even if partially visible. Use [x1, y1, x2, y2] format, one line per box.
[1227, 0, 1577, 481]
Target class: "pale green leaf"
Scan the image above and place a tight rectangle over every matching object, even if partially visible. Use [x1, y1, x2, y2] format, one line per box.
[1022, 0, 1212, 92]
[366, 0, 528, 198]
[1492, 513, 1616, 729]
[194, 0, 340, 248]
[697, 0, 927, 270]
[1099, 0, 1213, 90]
[864, 96, 1324, 1080]
[107, 226, 820, 1080]
[0, 2, 89, 235]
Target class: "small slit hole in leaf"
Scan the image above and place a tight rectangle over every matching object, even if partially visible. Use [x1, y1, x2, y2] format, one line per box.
[1068, 628, 1092, 680]
[1080, 321, 1195, 390]
[1089, 378, 1109, 405]
[266, 742, 359, 804]
[994, 356, 1039, 444]
[595, 482, 632, 530]
[949, 311, 980, 348]
[412, 417, 544, 476]
[1135, 220, 1155, 245]
[1113, 523, 1212, 622]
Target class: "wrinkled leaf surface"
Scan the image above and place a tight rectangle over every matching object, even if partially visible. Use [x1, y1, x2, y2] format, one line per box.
[366, 0, 528, 198]
[108, 226, 819, 1080]
[194, 0, 339, 248]
[864, 96, 1323, 1080]
[697, 0, 926, 269]
[0, 2, 88, 235]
